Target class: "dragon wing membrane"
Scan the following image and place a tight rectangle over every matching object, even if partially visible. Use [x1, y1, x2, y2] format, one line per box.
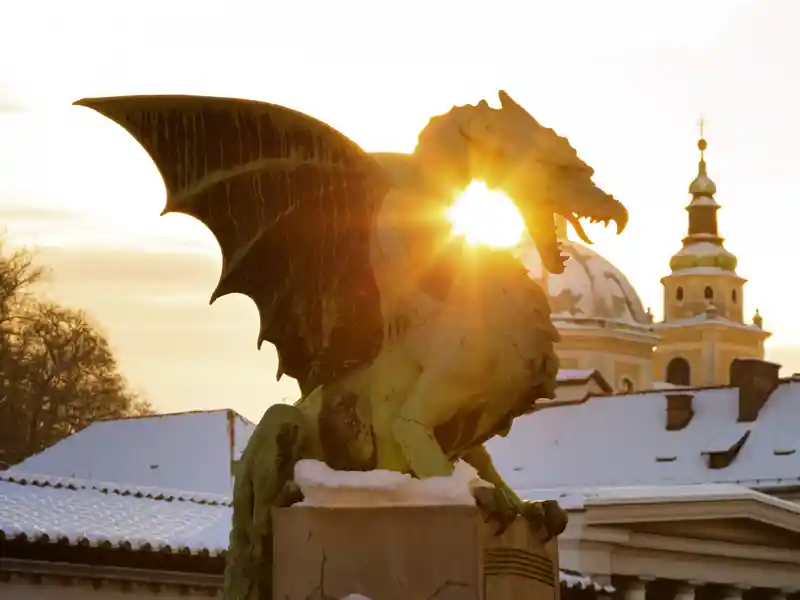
[75, 95, 391, 395]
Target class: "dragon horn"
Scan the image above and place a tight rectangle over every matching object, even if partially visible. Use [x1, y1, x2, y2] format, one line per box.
[498, 90, 539, 125]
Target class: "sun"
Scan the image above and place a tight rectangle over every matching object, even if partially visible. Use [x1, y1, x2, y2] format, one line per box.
[447, 181, 525, 248]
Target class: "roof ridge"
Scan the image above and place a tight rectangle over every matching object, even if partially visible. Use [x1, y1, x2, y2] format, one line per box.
[0, 471, 232, 506]
[96, 407, 254, 425]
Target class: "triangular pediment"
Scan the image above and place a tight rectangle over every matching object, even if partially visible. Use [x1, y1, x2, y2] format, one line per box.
[622, 517, 800, 548]
[578, 486, 800, 550]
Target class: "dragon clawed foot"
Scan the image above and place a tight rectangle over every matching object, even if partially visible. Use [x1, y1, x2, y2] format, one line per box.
[472, 487, 567, 541]
[521, 499, 568, 542]
[472, 486, 519, 535]
[274, 480, 305, 508]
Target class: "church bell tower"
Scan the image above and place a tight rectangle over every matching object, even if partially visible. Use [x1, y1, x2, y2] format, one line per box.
[652, 127, 770, 387]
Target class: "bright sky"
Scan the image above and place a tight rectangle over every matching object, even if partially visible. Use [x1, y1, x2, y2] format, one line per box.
[1, 0, 798, 421]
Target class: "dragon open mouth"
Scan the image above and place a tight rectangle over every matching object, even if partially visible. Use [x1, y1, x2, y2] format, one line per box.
[523, 206, 628, 275]
[565, 212, 626, 245]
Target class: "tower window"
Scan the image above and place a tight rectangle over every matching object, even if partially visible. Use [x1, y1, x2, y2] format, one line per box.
[676, 286, 684, 301]
[666, 357, 691, 386]
[704, 286, 714, 300]
[731, 289, 737, 303]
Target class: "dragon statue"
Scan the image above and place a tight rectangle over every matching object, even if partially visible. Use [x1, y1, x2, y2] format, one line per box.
[75, 91, 628, 600]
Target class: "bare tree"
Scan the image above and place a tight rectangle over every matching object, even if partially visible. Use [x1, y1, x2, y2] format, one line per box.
[0, 244, 151, 468]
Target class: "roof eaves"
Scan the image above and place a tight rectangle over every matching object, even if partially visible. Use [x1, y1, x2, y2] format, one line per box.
[0, 472, 232, 507]
[0, 528, 227, 558]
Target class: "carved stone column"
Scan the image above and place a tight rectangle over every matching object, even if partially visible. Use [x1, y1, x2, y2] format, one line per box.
[622, 578, 649, 600]
[765, 589, 792, 600]
[720, 585, 749, 600]
[674, 583, 697, 600]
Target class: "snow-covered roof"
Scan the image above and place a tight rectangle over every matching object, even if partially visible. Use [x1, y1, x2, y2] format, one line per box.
[9, 376, 611, 503]
[0, 471, 231, 506]
[0, 471, 611, 591]
[672, 241, 732, 260]
[651, 380, 690, 390]
[669, 239, 738, 272]
[560, 570, 614, 593]
[654, 311, 766, 333]
[557, 369, 599, 383]
[556, 368, 611, 392]
[0, 472, 231, 555]
[10, 409, 255, 496]
[487, 379, 800, 492]
[518, 482, 800, 512]
[668, 266, 743, 278]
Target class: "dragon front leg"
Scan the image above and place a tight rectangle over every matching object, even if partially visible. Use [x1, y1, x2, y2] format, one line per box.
[462, 445, 568, 541]
[391, 369, 468, 479]
[225, 403, 309, 600]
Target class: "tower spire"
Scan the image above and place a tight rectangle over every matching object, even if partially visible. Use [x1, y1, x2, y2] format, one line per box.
[699, 116, 705, 152]
[689, 118, 716, 198]
[669, 121, 738, 273]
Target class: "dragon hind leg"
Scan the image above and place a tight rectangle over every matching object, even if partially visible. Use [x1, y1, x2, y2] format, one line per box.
[224, 403, 309, 600]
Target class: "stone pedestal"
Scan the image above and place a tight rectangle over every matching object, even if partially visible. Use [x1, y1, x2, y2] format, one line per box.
[483, 517, 560, 600]
[273, 505, 560, 600]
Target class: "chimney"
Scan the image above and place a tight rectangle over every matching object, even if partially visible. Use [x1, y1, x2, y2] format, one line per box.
[665, 393, 694, 431]
[730, 358, 781, 423]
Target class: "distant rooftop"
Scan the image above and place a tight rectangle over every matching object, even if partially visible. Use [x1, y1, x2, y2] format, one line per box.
[10, 409, 255, 496]
[488, 377, 800, 493]
[9, 370, 606, 497]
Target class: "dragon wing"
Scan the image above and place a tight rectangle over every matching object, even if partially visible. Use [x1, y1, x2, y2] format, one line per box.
[75, 95, 391, 395]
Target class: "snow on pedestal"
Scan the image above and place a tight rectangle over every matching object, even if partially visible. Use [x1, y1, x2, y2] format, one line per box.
[294, 459, 490, 507]
[273, 461, 560, 600]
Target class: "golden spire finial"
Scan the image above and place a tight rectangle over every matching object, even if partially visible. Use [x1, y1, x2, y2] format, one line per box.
[697, 115, 708, 164]
[698, 116, 706, 161]
[688, 115, 716, 197]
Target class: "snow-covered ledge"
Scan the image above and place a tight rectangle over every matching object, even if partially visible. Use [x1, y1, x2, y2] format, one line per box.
[293, 459, 489, 507]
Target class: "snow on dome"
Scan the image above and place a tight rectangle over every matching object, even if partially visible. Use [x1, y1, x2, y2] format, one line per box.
[669, 241, 738, 272]
[518, 239, 649, 328]
[294, 460, 490, 507]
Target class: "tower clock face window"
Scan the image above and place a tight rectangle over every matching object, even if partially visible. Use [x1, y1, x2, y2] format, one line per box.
[676, 286, 684, 301]
[732, 289, 737, 303]
[704, 286, 714, 300]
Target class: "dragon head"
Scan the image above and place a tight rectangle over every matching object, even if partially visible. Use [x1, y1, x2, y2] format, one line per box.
[415, 91, 628, 274]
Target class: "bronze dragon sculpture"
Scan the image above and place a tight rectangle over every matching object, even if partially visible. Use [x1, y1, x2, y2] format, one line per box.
[75, 90, 628, 600]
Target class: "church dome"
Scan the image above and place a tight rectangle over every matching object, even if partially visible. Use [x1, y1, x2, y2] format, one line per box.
[518, 239, 650, 328]
[689, 171, 717, 197]
[669, 241, 738, 272]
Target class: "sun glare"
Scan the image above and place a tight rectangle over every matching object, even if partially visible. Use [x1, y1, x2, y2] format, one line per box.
[447, 181, 525, 248]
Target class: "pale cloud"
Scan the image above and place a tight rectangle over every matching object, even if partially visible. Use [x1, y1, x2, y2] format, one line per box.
[0, 0, 797, 420]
